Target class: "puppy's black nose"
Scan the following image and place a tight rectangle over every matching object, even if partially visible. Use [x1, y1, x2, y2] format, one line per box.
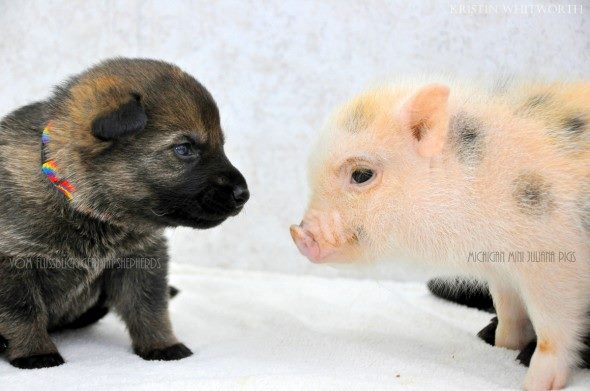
[232, 185, 249, 207]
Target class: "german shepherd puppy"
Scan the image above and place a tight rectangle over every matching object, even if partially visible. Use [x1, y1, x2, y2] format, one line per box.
[0, 58, 249, 368]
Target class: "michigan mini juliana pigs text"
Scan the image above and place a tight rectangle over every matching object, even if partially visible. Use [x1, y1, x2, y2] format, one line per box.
[291, 80, 589, 390]
[0, 58, 249, 368]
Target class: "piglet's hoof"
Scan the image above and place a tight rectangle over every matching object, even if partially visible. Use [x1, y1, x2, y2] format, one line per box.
[136, 343, 193, 361]
[477, 316, 498, 346]
[10, 352, 65, 369]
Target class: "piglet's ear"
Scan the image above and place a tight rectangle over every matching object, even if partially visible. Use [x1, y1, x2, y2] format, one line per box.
[91, 93, 147, 141]
[399, 84, 450, 158]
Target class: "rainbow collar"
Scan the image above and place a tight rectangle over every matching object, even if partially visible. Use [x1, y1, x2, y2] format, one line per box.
[41, 124, 76, 201]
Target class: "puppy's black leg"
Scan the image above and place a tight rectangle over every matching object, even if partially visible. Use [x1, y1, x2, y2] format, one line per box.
[0, 267, 63, 368]
[104, 250, 192, 361]
[427, 277, 495, 312]
[10, 353, 65, 369]
[2, 317, 64, 369]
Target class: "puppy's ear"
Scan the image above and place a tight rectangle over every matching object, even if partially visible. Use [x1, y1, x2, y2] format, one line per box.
[91, 93, 147, 140]
[399, 84, 450, 158]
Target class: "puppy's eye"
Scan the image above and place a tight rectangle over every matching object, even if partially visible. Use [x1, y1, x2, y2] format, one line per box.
[351, 169, 374, 184]
[173, 143, 195, 158]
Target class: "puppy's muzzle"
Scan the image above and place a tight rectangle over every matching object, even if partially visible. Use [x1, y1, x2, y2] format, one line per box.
[200, 168, 249, 217]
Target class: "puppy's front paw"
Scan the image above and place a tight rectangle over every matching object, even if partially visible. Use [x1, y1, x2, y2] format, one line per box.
[477, 316, 498, 346]
[136, 343, 193, 361]
[10, 353, 65, 369]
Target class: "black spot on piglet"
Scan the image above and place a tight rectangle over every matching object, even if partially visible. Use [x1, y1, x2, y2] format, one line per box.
[563, 114, 587, 136]
[449, 113, 484, 165]
[513, 172, 555, 216]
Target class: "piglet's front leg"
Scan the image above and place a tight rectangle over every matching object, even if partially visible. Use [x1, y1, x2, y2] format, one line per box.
[104, 255, 192, 361]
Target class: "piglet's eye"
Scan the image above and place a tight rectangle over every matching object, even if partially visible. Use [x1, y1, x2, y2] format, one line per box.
[351, 169, 374, 184]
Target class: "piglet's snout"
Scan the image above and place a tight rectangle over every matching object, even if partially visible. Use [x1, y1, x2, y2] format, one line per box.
[290, 224, 322, 262]
[290, 210, 352, 263]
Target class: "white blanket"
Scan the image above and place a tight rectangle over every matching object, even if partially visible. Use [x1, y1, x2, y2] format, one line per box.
[1, 264, 589, 390]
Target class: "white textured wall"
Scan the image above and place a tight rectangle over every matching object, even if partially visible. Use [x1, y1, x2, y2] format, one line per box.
[0, 1, 588, 277]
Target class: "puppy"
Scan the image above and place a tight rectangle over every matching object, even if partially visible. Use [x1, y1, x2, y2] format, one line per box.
[290, 80, 589, 390]
[0, 58, 249, 368]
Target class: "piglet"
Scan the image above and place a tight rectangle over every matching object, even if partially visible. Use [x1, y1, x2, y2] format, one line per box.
[291, 80, 590, 390]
